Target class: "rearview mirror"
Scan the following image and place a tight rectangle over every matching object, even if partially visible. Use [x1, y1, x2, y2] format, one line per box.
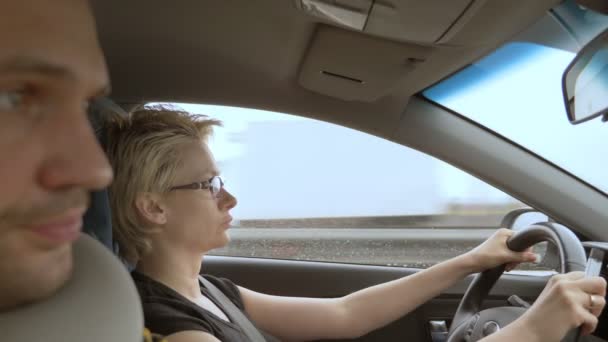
[562, 28, 608, 124]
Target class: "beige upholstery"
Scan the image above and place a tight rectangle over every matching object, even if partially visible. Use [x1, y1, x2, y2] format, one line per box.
[0, 234, 143, 341]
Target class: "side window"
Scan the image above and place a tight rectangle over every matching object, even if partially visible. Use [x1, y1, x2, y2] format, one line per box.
[170, 103, 533, 269]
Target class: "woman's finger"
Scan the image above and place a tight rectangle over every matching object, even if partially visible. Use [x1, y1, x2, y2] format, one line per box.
[523, 251, 537, 262]
[571, 288, 606, 314]
[508, 250, 536, 263]
[589, 295, 606, 317]
[578, 307, 600, 336]
[572, 277, 608, 297]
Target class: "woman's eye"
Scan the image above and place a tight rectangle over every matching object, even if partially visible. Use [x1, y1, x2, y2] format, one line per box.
[0, 89, 24, 112]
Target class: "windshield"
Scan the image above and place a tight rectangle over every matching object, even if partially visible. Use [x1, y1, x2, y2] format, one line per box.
[424, 28, 608, 195]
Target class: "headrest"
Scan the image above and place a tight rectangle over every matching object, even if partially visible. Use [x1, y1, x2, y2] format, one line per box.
[83, 98, 127, 251]
[0, 234, 144, 341]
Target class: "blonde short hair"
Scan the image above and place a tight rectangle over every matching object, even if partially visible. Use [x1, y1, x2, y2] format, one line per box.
[104, 105, 220, 264]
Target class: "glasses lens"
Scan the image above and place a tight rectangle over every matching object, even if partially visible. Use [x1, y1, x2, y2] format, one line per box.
[210, 176, 223, 196]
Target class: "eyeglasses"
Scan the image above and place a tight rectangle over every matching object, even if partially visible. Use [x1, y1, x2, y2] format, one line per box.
[169, 176, 224, 198]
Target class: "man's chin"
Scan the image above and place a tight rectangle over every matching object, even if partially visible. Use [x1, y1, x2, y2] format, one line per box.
[0, 244, 73, 311]
[16, 244, 74, 310]
[40, 244, 74, 296]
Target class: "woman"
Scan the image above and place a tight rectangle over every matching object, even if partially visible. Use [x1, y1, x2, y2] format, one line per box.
[105, 106, 606, 342]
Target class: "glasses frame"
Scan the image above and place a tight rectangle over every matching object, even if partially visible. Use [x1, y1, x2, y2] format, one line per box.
[169, 176, 224, 198]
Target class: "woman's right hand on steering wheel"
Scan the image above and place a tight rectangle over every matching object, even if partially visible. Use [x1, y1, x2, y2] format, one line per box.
[518, 272, 606, 341]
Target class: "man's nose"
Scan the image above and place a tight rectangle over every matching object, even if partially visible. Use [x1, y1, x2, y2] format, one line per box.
[37, 104, 113, 191]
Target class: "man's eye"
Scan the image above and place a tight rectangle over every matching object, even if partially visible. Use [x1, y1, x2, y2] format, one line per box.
[0, 89, 24, 111]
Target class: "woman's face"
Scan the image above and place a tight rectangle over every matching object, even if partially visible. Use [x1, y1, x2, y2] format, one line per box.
[161, 140, 237, 254]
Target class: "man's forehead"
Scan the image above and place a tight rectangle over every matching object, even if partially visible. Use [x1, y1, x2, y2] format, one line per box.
[0, 0, 109, 90]
[0, 0, 99, 52]
[1, 0, 93, 32]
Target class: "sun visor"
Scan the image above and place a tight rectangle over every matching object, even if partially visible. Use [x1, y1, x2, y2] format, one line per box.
[298, 25, 431, 102]
[295, 0, 484, 44]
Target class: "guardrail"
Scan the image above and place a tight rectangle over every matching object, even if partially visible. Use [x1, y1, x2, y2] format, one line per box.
[211, 228, 549, 270]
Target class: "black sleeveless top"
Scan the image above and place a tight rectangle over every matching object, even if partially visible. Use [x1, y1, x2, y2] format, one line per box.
[132, 271, 277, 341]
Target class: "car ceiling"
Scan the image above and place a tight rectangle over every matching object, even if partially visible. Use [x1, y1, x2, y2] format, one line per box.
[91, 0, 561, 139]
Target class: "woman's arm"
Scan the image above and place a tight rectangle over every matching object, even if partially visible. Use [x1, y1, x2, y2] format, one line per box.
[335, 251, 477, 337]
[240, 229, 535, 341]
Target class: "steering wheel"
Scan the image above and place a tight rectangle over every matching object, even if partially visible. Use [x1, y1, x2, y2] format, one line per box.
[446, 222, 587, 342]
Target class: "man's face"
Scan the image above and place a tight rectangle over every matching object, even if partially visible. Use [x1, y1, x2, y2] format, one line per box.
[0, 0, 112, 310]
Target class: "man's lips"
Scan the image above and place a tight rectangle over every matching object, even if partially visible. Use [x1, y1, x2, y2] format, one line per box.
[27, 207, 86, 244]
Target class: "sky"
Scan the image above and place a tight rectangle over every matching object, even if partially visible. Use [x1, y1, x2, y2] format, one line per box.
[167, 41, 608, 220]
[425, 42, 608, 195]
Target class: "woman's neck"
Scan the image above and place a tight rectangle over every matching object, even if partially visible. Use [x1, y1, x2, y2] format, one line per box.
[136, 244, 205, 300]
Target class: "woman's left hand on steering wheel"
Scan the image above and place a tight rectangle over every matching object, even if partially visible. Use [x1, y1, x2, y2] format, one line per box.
[464, 228, 538, 273]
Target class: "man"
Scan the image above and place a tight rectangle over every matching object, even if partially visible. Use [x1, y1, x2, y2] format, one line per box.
[0, 2, 168, 341]
[0, 1, 603, 342]
[0, 0, 112, 311]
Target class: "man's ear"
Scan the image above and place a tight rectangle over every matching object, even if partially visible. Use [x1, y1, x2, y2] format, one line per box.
[134, 192, 167, 225]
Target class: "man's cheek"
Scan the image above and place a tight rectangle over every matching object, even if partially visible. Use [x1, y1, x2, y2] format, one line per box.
[0, 145, 42, 212]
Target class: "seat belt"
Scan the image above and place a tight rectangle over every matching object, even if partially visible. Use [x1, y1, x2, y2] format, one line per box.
[199, 275, 273, 342]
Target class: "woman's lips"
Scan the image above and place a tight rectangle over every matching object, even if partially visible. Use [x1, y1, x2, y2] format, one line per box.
[222, 216, 233, 229]
[27, 208, 85, 244]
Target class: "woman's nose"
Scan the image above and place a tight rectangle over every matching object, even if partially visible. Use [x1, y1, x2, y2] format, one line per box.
[218, 188, 237, 210]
